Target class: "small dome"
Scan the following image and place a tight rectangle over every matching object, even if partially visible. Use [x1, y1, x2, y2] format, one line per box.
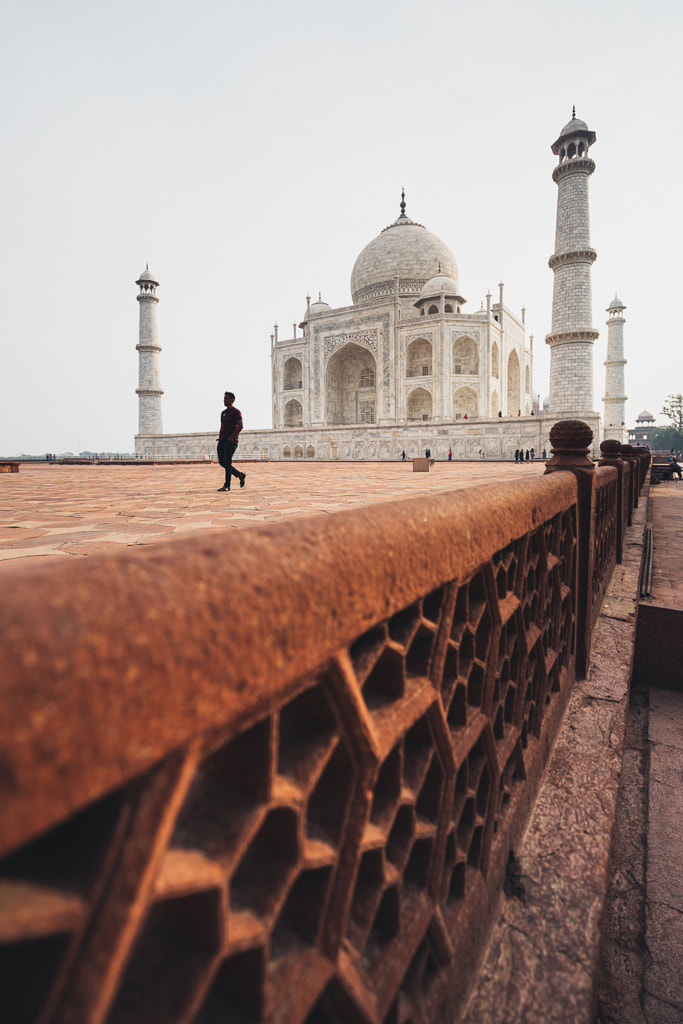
[309, 292, 331, 316]
[607, 294, 625, 310]
[560, 115, 589, 137]
[137, 265, 158, 284]
[419, 273, 460, 300]
[636, 409, 655, 422]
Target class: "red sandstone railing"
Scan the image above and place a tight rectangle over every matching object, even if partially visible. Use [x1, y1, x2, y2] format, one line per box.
[0, 424, 646, 1024]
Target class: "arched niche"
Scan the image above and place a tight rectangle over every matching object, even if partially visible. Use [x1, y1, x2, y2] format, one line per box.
[284, 399, 303, 427]
[283, 446, 291, 459]
[507, 350, 520, 414]
[283, 357, 303, 390]
[491, 389, 499, 416]
[325, 343, 377, 425]
[406, 337, 432, 378]
[453, 336, 479, 375]
[407, 387, 432, 422]
[453, 386, 478, 419]
[294, 445, 304, 459]
[306, 445, 315, 458]
[491, 341, 500, 378]
[525, 364, 531, 394]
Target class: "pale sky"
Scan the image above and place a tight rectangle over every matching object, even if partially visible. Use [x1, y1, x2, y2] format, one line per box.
[1, 0, 681, 455]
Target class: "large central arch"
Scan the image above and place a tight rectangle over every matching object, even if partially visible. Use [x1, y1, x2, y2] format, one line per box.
[325, 343, 377, 425]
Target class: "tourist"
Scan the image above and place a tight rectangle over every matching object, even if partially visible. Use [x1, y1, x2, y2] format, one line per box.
[401, 450, 406, 462]
[448, 448, 452, 461]
[670, 457, 682, 480]
[542, 449, 547, 461]
[498, 411, 502, 418]
[514, 449, 519, 463]
[525, 449, 530, 462]
[530, 447, 535, 462]
[217, 391, 246, 491]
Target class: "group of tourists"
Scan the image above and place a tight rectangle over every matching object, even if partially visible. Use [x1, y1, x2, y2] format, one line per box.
[514, 447, 546, 463]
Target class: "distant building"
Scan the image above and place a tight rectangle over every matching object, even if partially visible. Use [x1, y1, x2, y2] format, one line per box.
[629, 410, 656, 446]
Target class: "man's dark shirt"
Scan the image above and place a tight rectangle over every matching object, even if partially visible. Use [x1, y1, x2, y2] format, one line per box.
[219, 406, 243, 442]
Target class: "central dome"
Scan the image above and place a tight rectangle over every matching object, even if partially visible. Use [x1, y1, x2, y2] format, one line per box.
[351, 208, 458, 306]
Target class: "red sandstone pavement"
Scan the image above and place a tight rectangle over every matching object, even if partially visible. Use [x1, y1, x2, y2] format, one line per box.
[0, 460, 545, 570]
[648, 482, 683, 609]
[642, 483, 683, 1023]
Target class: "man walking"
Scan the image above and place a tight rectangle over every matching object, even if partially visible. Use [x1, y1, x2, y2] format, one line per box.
[217, 391, 246, 491]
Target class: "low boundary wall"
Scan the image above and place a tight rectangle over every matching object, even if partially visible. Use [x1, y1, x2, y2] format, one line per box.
[0, 424, 648, 1024]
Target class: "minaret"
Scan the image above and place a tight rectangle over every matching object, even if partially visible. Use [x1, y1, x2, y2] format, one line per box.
[545, 109, 599, 415]
[135, 265, 163, 435]
[602, 295, 627, 442]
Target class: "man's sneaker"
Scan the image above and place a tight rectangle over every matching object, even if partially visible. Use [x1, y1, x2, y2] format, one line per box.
[239, 473, 246, 488]
[217, 485, 229, 491]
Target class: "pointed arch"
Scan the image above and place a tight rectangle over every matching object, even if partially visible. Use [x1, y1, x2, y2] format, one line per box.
[507, 350, 520, 414]
[284, 399, 303, 427]
[283, 357, 303, 390]
[525, 364, 531, 394]
[491, 389, 499, 417]
[407, 387, 432, 422]
[325, 343, 377, 425]
[453, 336, 479, 375]
[406, 337, 432, 378]
[453, 387, 479, 419]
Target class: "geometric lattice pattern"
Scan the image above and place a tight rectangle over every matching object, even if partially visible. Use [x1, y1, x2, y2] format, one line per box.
[0, 507, 586, 1024]
[592, 472, 618, 622]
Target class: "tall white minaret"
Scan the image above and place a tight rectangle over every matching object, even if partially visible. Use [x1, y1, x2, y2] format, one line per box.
[135, 265, 163, 435]
[602, 295, 628, 442]
[545, 109, 599, 415]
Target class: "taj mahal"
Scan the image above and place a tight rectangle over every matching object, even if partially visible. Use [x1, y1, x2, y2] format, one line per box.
[134, 112, 627, 461]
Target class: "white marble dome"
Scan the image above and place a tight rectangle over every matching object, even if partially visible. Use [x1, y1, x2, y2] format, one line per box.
[137, 266, 158, 283]
[350, 212, 458, 305]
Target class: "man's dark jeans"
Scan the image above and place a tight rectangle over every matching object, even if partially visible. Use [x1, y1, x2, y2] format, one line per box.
[217, 439, 241, 486]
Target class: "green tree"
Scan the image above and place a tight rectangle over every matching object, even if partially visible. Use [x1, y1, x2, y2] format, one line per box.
[656, 394, 683, 451]
[662, 394, 683, 433]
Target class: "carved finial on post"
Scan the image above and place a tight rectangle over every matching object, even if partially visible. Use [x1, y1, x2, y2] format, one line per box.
[400, 188, 406, 217]
[544, 419, 595, 475]
[598, 440, 626, 560]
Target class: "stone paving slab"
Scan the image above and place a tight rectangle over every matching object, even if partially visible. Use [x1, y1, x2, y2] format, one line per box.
[0, 461, 544, 570]
[647, 485, 683, 610]
[646, 687, 683, 1021]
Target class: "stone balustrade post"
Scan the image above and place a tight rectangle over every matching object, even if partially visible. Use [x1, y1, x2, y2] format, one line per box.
[633, 444, 651, 490]
[620, 445, 641, 514]
[598, 439, 626, 563]
[544, 419, 596, 676]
